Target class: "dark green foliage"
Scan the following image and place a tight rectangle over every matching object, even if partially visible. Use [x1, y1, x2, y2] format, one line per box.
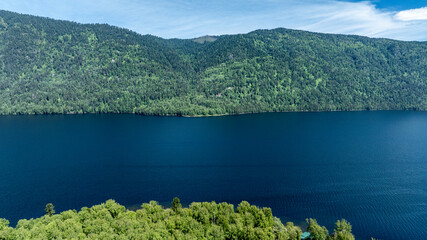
[44, 203, 55, 217]
[0, 10, 425, 116]
[172, 197, 182, 212]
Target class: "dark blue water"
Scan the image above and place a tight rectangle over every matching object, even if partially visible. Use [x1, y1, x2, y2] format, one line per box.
[0, 112, 426, 239]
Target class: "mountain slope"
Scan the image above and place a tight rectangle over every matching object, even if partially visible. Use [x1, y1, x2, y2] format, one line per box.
[0, 10, 425, 115]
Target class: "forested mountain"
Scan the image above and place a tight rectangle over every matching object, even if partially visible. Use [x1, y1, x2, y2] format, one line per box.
[0, 10, 425, 116]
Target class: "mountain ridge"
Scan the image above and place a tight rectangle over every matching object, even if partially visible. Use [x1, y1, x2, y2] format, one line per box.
[0, 10, 425, 116]
[0, 9, 425, 43]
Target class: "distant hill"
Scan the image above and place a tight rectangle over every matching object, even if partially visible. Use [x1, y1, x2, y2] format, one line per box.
[0, 10, 425, 115]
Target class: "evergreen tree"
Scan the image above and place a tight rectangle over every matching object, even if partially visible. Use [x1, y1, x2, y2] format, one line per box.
[45, 203, 55, 216]
[172, 197, 182, 212]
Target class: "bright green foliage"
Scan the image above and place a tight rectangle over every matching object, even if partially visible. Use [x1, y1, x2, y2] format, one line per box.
[0, 199, 307, 240]
[273, 218, 302, 240]
[0, 218, 12, 240]
[1, 10, 425, 116]
[0, 200, 356, 240]
[307, 218, 329, 240]
[45, 203, 55, 217]
[333, 219, 355, 240]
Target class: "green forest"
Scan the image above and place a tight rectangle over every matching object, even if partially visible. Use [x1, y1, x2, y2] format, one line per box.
[0, 10, 426, 116]
[0, 199, 355, 240]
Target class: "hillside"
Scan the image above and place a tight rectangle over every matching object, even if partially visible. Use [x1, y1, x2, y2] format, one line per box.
[192, 35, 218, 44]
[0, 10, 426, 116]
[0, 199, 355, 240]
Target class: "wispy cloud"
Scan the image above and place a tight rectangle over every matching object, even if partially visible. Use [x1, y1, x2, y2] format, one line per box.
[0, 0, 426, 41]
[395, 7, 427, 21]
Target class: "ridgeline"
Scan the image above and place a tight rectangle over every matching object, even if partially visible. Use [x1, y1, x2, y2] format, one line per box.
[0, 10, 426, 116]
[0, 199, 355, 240]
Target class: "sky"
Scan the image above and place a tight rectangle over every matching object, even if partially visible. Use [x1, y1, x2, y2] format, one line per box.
[0, 0, 426, 41]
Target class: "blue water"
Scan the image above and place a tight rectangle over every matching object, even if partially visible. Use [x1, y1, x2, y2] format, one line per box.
[0, 112, 426, 239]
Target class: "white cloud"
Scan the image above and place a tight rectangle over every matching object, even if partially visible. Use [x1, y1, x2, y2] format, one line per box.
[276, 1, 403, 38]
[395, 7, 427, 21]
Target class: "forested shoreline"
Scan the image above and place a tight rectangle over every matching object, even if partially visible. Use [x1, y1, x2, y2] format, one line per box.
[0, 199, 356, 240]
[0, 10, 426, 116]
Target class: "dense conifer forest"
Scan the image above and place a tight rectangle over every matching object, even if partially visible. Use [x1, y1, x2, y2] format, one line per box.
[0, 199, 355, 240]
[0, 10, 425, 116]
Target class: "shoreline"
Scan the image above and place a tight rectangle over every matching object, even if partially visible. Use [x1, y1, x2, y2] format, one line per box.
[0, 108, 425, 118]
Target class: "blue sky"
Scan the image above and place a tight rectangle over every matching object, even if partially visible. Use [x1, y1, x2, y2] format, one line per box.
[0, 0, 426, 41]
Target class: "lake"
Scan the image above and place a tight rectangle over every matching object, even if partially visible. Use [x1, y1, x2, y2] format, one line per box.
[0, 112, 426, 239]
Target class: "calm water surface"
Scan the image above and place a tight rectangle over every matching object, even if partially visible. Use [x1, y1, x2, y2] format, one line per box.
[0, 112, 426, 239]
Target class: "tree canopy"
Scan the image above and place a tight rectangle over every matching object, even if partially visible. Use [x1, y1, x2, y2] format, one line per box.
[0, 10, 425, 116]
[44, 203, 55, 217]
[0, 199, 356, 240]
